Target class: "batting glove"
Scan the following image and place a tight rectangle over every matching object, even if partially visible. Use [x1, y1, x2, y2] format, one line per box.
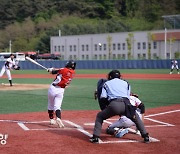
[47, 67, 54, 73]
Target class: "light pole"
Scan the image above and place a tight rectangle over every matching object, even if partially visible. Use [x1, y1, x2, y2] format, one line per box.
[164, 28, 167, 59]
[9, 40, 12, 53]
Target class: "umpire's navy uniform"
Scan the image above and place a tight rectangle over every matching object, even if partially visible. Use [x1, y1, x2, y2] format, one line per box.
[90, 70, 149, 143]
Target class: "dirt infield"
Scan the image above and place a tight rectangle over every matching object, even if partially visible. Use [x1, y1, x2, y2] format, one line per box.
[0, 73, 180, 80]
[0, 83, 49, 91]
[0, 104, 179, 154]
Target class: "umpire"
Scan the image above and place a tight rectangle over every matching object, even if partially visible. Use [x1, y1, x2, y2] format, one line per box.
[90, 70, 149, 143]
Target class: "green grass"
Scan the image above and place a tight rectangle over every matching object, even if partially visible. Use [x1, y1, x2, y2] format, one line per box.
[0, 69, 179, 114]
[12, 69, 171, 74]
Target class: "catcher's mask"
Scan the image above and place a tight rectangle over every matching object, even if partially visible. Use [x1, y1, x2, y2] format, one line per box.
[108, 70, 121, 80]
[65, 60, 76, 70]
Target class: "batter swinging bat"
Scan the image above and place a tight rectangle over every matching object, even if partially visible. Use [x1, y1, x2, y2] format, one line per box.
[25, 56, 48, 70]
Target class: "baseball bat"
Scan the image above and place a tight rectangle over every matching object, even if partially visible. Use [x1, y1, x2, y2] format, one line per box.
[25, 56, 48, 70]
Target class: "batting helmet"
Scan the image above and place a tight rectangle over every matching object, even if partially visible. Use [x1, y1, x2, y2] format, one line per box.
[108, 70, 121, 80]
[65, 60, 76, 70]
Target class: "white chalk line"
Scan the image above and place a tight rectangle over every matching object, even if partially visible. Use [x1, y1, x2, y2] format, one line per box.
[145, 117, 175, 126]
[127, 128, 160, 142]
[145, 109, 180, 118]
[17, 122, 30, 131]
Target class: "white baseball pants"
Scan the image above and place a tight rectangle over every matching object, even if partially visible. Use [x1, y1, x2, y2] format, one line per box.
[109, 111, 142, 129]
[0, 66, 12, 80]
[48, 84, 65, 111]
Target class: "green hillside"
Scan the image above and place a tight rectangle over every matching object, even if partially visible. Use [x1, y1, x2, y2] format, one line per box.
[0, 0, 179, 53]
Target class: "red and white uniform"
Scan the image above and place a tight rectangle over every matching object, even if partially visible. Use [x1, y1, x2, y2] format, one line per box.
[0, 57, 15, 80]
[48, 68, 75, 111]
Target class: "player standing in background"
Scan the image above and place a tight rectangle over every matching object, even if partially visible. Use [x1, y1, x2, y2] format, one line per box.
[90, 70, 149, 143]
[170, 59, 179, 74]
[106, 93, 145, 138]
[47, 60, 76, 128]
[0, 54, 20, 86]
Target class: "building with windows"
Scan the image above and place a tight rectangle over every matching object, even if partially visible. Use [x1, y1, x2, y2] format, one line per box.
[50, 29, 180, 60]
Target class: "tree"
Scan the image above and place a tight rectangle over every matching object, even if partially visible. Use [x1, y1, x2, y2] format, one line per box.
[147, 32, 154, 59]
[126, 33, 134, 59]
[107, 35, 112, 59]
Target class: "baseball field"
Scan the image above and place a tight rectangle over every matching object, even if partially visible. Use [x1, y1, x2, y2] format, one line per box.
[0, 69, 180, 154]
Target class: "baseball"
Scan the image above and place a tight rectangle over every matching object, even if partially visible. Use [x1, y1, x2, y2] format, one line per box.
[98, 43, 102, 46]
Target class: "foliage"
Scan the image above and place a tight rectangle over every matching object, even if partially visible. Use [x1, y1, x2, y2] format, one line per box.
[174, 52, 180, 59]
[0, 0, 179, 53]
[126, 33, 134, 59]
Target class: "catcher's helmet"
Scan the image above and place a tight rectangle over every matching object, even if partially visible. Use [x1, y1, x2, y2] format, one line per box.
[108, 70, 121, 80]
[65, 60, 76, 70]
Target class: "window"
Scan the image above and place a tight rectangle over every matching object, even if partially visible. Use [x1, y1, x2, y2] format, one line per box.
[61, 55, 64, 60]
[113, 44, 116, 50]
[137, 42, 141, 50]
[62, 46, 64, 52]
[74, 55, 77, 59]
[99, 45, 102, 51]
[95, 44, 97, 51]
[143, 42, 146, 49]
[94, 54, 97, 60]
[86, 55, 89, 60]
[69, 55, 72, 60]
[103, 44, 107, 50]
[58, 46, 60, 52]
[99, 54, 102, 60]
[104, 54, 107, 60]
[82, 55, 85, 60]
[86, 45, 89, 51]
[113, 54, 116, 59]
[70, 45, 72, 52]
[117, 54, 121, 59]
[122, 54, 125, 59]
[153, 41, 157, 49]
[153, 53, 157, 59]
[117, 43, 121, 50]
[143, 53, 146, 59]
[82, 45, 85, 51]
[122, 43, 125, 50]
[73, 45, 76, 52]
[54, 46, 57, 52]
[138, 53, 141, 59]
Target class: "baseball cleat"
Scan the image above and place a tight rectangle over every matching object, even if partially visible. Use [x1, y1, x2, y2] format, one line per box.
[89, 137, 99, 143]
[56, 118, 65, 128]
[144, 136, 150, 143]
[143, 133, 150, 143]
[50, 119, 56, 125]
[115, 128, 129, 138]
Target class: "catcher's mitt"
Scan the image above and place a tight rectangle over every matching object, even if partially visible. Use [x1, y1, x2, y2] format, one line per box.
[13, 65, 20, 70]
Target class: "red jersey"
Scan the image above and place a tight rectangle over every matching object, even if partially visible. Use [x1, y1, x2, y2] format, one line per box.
[52, 67, 75, 88]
